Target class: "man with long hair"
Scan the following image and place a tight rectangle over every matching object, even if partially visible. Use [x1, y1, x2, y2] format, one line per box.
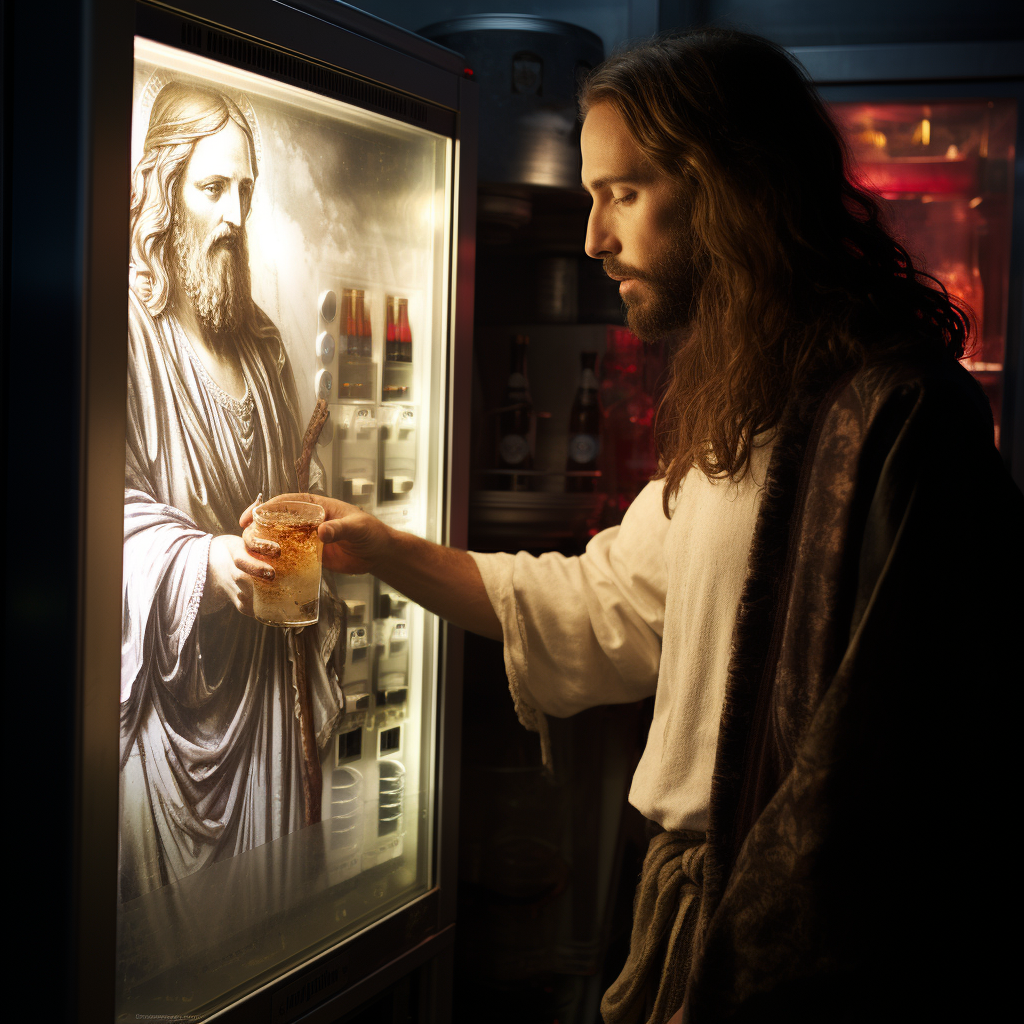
[121, 81, 342, 899]
[242, 30, 1021, 1021]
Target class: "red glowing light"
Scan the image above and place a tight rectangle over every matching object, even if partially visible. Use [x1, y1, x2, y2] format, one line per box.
[852, 158, 977, 196]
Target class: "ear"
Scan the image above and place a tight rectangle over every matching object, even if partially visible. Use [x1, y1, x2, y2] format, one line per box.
[129, 266, 153, 304]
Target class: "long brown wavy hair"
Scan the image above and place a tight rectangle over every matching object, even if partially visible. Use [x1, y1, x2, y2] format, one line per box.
[580, 29, 971, 511]
[130, 82, 258, 318]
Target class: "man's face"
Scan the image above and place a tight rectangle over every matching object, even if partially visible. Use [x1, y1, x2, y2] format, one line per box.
[581, 102, 694, 341]
[171, 117, 255, 334]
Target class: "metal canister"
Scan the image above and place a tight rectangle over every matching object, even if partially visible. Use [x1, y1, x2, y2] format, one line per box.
[418, 14, 604, 190]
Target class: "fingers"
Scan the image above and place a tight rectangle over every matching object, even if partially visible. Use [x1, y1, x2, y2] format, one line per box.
[226, 568, 255, 617]
[242, 523, 280, 558]
[236, 551, 275, 580]
[318, 513, 383, 577]
[234, 580, 255, 617]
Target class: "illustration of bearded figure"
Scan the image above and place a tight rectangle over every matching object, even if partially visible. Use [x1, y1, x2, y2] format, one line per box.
[120, 81, 343, 901]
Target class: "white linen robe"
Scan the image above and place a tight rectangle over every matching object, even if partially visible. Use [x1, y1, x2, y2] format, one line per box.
[469, 442, 773, 833]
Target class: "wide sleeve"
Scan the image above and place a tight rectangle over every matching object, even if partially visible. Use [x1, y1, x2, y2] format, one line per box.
[470, 480, 669, 760]
[121, 488, 213, 707]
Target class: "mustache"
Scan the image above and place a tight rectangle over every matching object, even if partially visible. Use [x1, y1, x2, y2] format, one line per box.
[602, 256, 651, 282]
[207, 225, 240, 253]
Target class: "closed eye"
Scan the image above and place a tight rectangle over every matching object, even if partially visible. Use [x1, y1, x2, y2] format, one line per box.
[613, 191, 637, 206]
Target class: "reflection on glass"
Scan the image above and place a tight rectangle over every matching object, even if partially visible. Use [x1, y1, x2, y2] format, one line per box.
[830, 99, 1017, 446]
[117, 36, 451, 1021]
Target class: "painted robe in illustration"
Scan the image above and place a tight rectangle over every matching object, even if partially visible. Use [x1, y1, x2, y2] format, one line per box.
[119, 286, 342, 901]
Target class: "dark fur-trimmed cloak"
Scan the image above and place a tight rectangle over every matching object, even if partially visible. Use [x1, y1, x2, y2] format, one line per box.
[681, 354, 1023, 1021]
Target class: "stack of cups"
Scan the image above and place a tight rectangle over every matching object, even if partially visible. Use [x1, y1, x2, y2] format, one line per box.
[330, 766, 363, 853]
[377, 761, 406, 837]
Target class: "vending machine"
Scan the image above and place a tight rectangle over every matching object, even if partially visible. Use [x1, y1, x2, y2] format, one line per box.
[4, 1, 475, 1021]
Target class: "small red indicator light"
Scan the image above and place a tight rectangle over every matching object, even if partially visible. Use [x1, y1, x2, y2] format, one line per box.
[463, 67, 474, 76]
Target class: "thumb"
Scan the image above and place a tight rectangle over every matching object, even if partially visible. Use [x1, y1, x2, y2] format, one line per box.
[320, 519, 344, 544]
[321, 516, 368, 546]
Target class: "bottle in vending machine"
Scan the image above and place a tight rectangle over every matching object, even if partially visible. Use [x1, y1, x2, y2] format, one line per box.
[336, 288, 375, 400]
[386, 296, 399, 362]
[397, 297, 412, 363]
[343, 288, 356, 356]
[496, 334, 533, 491]
[355, 290, 372, 358]
[565, 351, 600, 492]
[382, 294, 411, 401]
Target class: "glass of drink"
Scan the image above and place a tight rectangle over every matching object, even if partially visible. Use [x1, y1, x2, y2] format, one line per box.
[251, 499, 325, 627]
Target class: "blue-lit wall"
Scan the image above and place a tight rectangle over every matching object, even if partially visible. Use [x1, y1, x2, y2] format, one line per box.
[363, 0, 1022, 57]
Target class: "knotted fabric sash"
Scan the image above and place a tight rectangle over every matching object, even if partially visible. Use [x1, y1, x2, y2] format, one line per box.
[601, 829, 707, 1024]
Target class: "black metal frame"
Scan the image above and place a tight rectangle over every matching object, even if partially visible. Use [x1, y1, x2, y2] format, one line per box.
[2, 2, 474, 1021]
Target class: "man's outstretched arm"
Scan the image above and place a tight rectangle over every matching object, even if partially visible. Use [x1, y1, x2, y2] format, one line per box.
[239, 494, 502, 642]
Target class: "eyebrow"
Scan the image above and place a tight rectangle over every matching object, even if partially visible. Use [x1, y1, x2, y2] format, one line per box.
[582, 173, 651, 194]
[194, 174, 254, 186]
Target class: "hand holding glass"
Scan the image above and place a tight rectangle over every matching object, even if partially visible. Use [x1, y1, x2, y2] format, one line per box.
[250, 499, 325, 627]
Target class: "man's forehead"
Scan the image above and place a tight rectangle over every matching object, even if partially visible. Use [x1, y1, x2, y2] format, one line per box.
[581, 102, 656, 192]
[187, 120, 255, 179]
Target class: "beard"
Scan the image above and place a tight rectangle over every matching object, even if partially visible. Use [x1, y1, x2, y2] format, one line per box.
[605, 229, 696, 343]
[170, 205, 253, 336]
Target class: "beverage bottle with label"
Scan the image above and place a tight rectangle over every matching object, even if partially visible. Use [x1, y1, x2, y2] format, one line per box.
[385, 296, 398, 362]
[565, 351, 600, 492]
[356, 291, 373, 358]
[342, 288, 355, 357]
[397, 298, 413, 363]
[496, 334, 533, 491]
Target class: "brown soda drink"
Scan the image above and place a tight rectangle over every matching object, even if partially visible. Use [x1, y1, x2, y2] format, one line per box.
[251, 500, 325, 627]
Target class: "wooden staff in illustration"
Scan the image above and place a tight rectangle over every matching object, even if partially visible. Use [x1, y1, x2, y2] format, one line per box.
[292, 397, 332, 826]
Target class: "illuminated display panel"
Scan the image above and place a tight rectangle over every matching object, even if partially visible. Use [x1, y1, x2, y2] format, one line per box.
[831, 98, 1017, 445]
[116, 36, 452, 1021]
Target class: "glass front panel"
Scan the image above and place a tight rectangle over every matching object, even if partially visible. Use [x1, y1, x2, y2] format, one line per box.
[117, 37, 452, 1020]
[830, 98, 1017, 446]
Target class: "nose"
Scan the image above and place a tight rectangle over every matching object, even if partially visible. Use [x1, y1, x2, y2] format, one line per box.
[222, 184, 244, 229]
[584, 202, 619, 259]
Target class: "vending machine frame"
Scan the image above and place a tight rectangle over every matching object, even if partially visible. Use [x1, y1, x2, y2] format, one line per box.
[792, 40, 1024, 490]
[3, 1, 475, 1021]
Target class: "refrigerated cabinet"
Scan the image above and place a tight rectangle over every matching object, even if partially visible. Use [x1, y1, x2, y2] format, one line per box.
[4, 2, 475, 1021]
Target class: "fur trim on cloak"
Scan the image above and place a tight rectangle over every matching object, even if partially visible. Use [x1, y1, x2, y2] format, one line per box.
[680, 354, 1023, 1022]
